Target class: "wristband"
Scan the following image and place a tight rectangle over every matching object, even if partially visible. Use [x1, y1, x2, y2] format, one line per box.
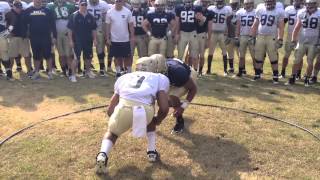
[181, 101, 189, 109]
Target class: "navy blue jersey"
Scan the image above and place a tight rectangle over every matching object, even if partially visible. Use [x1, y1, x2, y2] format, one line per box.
[147, 12, 174, 38]
[166, 59, 191, 87]
[132, 9, 147, 36]
[195, 6, 213, 34]
[67, 11, 97, 42]
[23, 6, 57, 39]
[175, 5, 197, 32]
[6, 10, 27, 38]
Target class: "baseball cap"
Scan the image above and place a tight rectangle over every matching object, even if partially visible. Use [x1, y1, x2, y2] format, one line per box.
[13, 1, 23, 8]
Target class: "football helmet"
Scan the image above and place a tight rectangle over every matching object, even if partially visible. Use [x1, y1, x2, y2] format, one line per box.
[243, 0, 254, 11]
[306, 0, 317, 13]
[154, 0, 166, 12]
[136, 54, 167, 73]
[264, 0, 276, 10]
[201, 0, 211, 7]
[167, 0, 175, 10]
[293, 0, 304, 9]
[215, 0, 225, 9]
[55, 0, 66, 6]
[131, 0, 141, 10]
[183, 0, 193, 8]
[229, 0, 239, 11]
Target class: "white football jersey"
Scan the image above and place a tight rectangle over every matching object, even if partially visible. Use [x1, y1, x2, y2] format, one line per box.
[87, 0, 112, 30]
[256, 6, 285, 36]
[285, 5, 304, 35]
[208, 5, 232, 32]
[236, 8, 256, 36]
[297, 9, 320, 45]
[0, 2, 11, 29]
[114, 72, 170, 105]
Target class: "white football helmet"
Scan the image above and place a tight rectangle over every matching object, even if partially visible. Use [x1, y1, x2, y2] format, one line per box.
[154, 0, 166, 12]
[243, 0, 254, 11]
[131, 0, 141, 10]
[215, 0, 224, 9]
[136, 54, 167, 73]
[306, 0, 317, 13]
[264, 0, 276, 10]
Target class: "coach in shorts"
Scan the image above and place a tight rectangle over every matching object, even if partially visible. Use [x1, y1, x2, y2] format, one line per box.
[105, 0, 135, 78]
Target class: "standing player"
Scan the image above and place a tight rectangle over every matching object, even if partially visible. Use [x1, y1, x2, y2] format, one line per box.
[131, 0, 148, 58]
[194, 0, 212, 76]
[249, 0, 285, 83]
[207, 0, 232, 75]
[165, 0, 176, 58]
[136, 54, 197, 133]
[280, 0, 304, 79]
[95, 70, 170, 174]
[47, 0, 76, 77]
[0, 0, 12, 80]
[87, 0, 111, 76]
[24, 0, 57, 80]
[142, 0, 175, 56]
[175, 0, 198, 68]
[235, 0, 255, 77]
[287, 0, 320, 87]
[225, 0, 240, 74]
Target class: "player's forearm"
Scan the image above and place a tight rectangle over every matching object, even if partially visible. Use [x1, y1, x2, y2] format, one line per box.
[129, 22, 135, 38]
[291, 21, 301, 42]
[250, 20, 258, 37]
[156, 91, 169, 122]
[235, 20, 240, 37]
[278, 20, 284, 39]
[92, 30, 97, 41]
[207, 21, 212, 39]
[184, 79, 197, 103]
[68, 29, 73, 42]
[107, 94, 119, 117]
[105, 23, 111, 40]
[142, 20, 150, 34]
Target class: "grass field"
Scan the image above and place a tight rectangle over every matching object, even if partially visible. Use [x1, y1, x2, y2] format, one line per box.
[1, 49, 320, 179]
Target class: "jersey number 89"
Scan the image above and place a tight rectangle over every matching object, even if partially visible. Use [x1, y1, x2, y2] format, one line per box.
[260, 15, 275, 26]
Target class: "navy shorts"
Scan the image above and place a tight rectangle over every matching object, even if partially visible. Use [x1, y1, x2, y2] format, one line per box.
[110, 41, 131, 58]
[74, 40, 93, 60]
[30, 37, 52, 60]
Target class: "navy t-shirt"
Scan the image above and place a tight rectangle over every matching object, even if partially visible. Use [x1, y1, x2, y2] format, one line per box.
[67, 11, 97, 43]
[166, 59, 191, 87]
[147, 11, 174, 38]
[23, 6, 56, 40]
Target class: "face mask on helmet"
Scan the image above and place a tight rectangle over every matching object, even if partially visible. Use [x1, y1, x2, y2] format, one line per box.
[201, 0, 210, 8]
[306, 1, 317, 13]
[155, 3, 165, 12]
[293, 0, 303, 9]
[216, 0, 224, 9]
[183, 0, 192, 8]
[244, 2, 254, 11]
[265, 0, 276, 10]
[230, 2, 239, 11]
[131, 3, 141, 10]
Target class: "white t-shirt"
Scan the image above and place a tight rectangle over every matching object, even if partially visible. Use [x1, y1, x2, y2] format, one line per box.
[106, 6, 133, 42]
[114, 71, 170, 105]
[236, 8, 256, 36]
[207, 5, 232, 32]
[87, 0, 112, 30]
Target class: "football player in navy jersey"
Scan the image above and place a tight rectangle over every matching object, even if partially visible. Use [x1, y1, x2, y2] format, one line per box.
[131, 0, 148, 58]
[136, 54, 197, 134]
[142, 0, 175, 56]
[175, 0, 198, 68]
[165, 0, 176, 58]
[194, 0, 213, 76]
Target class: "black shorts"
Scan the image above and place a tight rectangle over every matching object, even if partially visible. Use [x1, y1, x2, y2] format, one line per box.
[30, 37, 52, 60]
[110, 41, 131, 58]
[74, 40, 93, 60]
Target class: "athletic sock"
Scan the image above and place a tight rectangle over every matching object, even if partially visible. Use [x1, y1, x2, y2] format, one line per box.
[100, 139, 113, 156]
[207, 55, 213, 72]
[223, 55, 228, 72]
[147, 131, 156, 152]
[99, 62, 105, 71]
[229, 58, 234, 70]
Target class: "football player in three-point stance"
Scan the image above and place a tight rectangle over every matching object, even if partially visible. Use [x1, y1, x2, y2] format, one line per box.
[0, 0, 13, 80]
[87, 0, 111, 76]
[131, 0, 148, 58]
[207, 0, 232, 75]
[47, 0, 76, 80]
[142, 0, 175, 56]
[235, 0, 255, 77]
[136, 54, 197, 134]
[280, 0, 304, 79]
[175, 0, 198, 68]
[287, 0, 320, 87]
[95, 70, 170, 174]
[225, 0, 240, 74]
[250, 0, 285, 84]
[194, 0, 213, 76]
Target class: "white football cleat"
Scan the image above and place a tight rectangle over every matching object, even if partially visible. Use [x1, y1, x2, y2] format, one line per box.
[69, 75, 77, 83]
[147, 150, 160, 162]
[95, 152, 108, 175]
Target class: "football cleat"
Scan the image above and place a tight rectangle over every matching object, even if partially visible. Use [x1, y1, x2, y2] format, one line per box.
[48, 72, 54, 80]
[86, 71, 96, 79]
[310, 76, 317, 84]
[99, 69, 108, 77]
[147, 150, 160, 162]
[272, 76, 279, 84]
[16, 66, 22, 72]
[172, 116, 184, 134]
[304, 77, 310, 87]
[95, 152, 108, 174]
[69, 75, 77, 83]
[27, 71, 33, 78]
[31, 71, 40, 80]
[6, 70, 14, 81]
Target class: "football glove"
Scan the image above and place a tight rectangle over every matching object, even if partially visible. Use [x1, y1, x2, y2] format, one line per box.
[248, 36, 256, 45]
[276, 39, 283, 49]
[289, 41, 297, 50]
[225, 37, 231, 45]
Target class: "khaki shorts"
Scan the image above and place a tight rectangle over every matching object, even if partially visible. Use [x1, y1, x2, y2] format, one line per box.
[131, 34, 148, 57]
[166, 35, 175, 58]
[255, 35, 278, 62]
[177, 31, 198, 59]
[169, 69, 197, 98]
[196, 32, 207, 57]
[8, 37, 30, 58]
[56, 31, 71, 57]
[108, 99, 155, 136]
[294, 43, 317, 65]
[148, 36, 167, 56]
[0, 36, 9, 61]
[209, 32, 227, 55]
[239, 35, 254, 59]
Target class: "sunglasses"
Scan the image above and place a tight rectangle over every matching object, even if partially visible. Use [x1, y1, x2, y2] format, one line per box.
[80, 3, 87, 6]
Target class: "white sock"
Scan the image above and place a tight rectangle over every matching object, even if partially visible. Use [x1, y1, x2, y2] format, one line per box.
[147, 131, 156, 152]
[100, 139, 113, 156]
[115, 66, 121, 73]
[126, 66, 132, 73]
